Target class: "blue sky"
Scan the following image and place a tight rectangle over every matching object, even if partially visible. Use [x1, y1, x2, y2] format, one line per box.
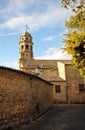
[0, 0, 72, 69]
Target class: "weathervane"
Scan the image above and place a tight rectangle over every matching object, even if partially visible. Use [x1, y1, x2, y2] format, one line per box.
[25, 25, 30, 32]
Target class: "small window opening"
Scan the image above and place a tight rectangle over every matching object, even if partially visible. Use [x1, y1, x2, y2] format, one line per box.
[79, 84, 85, 92]
[26, 45, 28, 49]
[31, 46, 32, 50]
[55, 85, 61, 93]
[21, 45, 23, 49]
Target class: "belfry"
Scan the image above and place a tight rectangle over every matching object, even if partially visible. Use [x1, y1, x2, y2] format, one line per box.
[18, 31, 33, 70]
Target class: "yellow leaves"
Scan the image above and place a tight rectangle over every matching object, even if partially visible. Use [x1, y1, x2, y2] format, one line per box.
[61, 0, 85, 11]
[64, 30, 85, 78]
[65, 9, 85, 30]
[62, 0, 69, 8]
[63, 1, 85, 78]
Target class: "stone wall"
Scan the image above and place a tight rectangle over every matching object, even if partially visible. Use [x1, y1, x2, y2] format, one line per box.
[0, 67, 53, 130]
[52, 63, 85, 104]
[65, 64, 85, 103]
[52, 81, 66, 103]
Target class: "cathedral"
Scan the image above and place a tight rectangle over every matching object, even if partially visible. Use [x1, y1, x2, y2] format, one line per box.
[0, 30, 85, 130]
[18, 31, 85, 103]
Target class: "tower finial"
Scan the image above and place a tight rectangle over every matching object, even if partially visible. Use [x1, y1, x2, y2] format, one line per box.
[25, 25, 30, 32]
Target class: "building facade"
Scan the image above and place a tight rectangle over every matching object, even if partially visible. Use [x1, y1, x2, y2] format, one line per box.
[18, 31, 85, 103]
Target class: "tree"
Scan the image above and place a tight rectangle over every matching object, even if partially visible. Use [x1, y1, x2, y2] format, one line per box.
[61, 0, 85, 12]
[63, 2, 85, 78]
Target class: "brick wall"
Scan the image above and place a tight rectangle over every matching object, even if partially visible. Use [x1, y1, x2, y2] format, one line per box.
[0, 67, 53, 130]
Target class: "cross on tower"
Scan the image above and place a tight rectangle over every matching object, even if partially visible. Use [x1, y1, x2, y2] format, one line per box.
[25, 25, 30, 32]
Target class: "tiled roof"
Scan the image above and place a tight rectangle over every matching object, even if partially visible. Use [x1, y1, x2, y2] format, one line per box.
[49, 77, 66, 82]
[41, 75, 66, 82]
[21, 59, 71, 68]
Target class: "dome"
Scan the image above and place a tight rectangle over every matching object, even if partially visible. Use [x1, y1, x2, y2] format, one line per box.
[21, 32, 31, 37]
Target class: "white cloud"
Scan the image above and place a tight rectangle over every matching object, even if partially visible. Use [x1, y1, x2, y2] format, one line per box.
[42, 29, 68, 42]
[0, 0, 39, 16]
[43, 36, 56, 41]
[5, 61, 18, 69]
[36, 47, 71, 60]
[0, 32, 20, 36]
[0, 3, 72, 31]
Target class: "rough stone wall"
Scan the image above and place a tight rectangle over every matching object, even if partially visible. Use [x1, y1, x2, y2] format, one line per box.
[65, 64, 85, 103]
[0, 67, 53, 130]
[52, 82, 66, 103]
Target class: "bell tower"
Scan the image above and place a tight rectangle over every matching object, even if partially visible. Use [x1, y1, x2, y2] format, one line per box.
[18, 31, 33, 70]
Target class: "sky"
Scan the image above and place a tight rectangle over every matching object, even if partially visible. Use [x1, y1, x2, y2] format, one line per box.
[0, 0, 72, 69]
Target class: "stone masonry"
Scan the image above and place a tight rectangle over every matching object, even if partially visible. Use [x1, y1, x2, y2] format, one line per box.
[0, 66, 53, 130]
[65, 64, 85, 103]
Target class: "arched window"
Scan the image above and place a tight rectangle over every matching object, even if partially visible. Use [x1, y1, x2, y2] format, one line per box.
[26, 45, 28, 49]
[31, 46, 32, 50]
[21, 45, 23, 49]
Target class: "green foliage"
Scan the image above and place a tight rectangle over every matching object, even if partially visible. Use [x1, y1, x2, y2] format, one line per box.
[64, 7, 85, 78]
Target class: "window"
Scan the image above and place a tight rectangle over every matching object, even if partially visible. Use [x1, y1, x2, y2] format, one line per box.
[31, 46, 32, 50]
[21, 45, 23, 49]
[79, 84, 85, 92]
[26, 45, 28, 49]
[55, 85, 61, 93]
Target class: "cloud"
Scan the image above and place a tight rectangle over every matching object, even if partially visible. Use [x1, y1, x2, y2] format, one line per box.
[0, 2, 72, 31]
[42, 29, 68, 42]
[0, 32, 20, 36]
[36, 47, 71, 60]
[43, 36, 56, 41]
[5, 61, 18, 69]
[0, 0, 39, 16]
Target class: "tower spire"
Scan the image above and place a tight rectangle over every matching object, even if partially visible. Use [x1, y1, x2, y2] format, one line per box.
[18, 30, 33, 70]
[25, 25, 30, 32]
